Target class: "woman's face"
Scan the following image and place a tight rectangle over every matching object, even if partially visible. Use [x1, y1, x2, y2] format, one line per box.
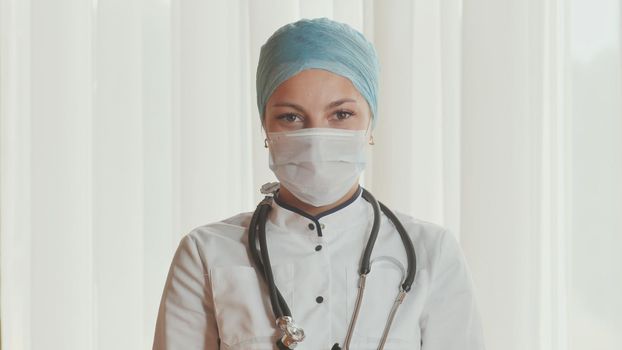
[263, 69, 372, 133]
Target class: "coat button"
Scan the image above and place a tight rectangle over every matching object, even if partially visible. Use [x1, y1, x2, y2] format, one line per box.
[315, 245, 322, 251]
[308, 223, 315, 230]
[316, 296, 324, 303]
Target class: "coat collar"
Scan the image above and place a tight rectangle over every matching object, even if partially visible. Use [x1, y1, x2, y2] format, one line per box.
[266, 185, 371, 240]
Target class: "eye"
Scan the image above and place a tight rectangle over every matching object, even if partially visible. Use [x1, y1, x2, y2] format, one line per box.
[334, 109, 355, 120]
[276, 113, 303, 123]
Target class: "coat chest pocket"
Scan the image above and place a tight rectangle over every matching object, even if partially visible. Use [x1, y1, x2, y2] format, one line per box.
[210, 264, 295, 349]
[346, 264, 421, 350]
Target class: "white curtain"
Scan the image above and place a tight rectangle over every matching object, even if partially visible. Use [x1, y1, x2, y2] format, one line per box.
[1, 0, 620, 349]
[462, 0, 622, 349]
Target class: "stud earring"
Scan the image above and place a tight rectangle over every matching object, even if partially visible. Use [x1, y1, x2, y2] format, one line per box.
[264, 138, 269, 148]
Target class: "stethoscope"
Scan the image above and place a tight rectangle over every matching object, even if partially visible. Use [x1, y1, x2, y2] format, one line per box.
[247, 182, 417, 350]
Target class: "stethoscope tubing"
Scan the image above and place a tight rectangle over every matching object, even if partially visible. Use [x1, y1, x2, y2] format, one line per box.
[378, 199, 417, 291]
[247, 187, 417, 350]
[248, 198, 291, 318]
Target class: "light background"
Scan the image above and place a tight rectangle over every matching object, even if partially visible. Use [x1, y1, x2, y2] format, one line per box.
[1, 0, 620, 349]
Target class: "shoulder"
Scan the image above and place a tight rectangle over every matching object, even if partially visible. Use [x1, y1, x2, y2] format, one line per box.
[184, 211, 252, 242]
[392, 210, 450, 249]
[393, 211, 448, 238]
[178, 211, 255, 267]
[390, 210, 461, 274]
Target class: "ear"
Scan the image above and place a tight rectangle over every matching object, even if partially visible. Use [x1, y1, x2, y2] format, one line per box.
[365, 112, 374, 133]
[261, 119, 268, 135]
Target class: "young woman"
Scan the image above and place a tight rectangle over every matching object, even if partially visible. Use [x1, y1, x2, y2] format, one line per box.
[153, 17, 485, 350]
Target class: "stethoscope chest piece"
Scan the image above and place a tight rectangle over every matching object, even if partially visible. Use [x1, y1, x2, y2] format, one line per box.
[276, 316, 305, 349]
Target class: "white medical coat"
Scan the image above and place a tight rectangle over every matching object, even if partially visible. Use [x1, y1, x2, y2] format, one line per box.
[153, 187, 486, 349]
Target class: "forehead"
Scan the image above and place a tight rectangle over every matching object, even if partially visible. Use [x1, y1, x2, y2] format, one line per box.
[267, 69, 364, 102]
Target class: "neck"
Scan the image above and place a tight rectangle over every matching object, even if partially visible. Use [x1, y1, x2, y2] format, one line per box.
[276, 182, 361, 217]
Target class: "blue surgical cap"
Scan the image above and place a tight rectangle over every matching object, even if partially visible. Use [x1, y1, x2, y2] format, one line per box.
[256, 17, 381, 129]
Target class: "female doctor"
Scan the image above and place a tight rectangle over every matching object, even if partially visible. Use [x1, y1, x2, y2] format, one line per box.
[153, 17, 485, 350]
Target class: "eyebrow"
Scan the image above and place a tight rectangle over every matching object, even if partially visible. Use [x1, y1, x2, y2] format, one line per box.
[272, 98, 357, 112]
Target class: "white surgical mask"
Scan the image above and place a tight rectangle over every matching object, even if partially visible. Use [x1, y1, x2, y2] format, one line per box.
[266, 127, 369, 207]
